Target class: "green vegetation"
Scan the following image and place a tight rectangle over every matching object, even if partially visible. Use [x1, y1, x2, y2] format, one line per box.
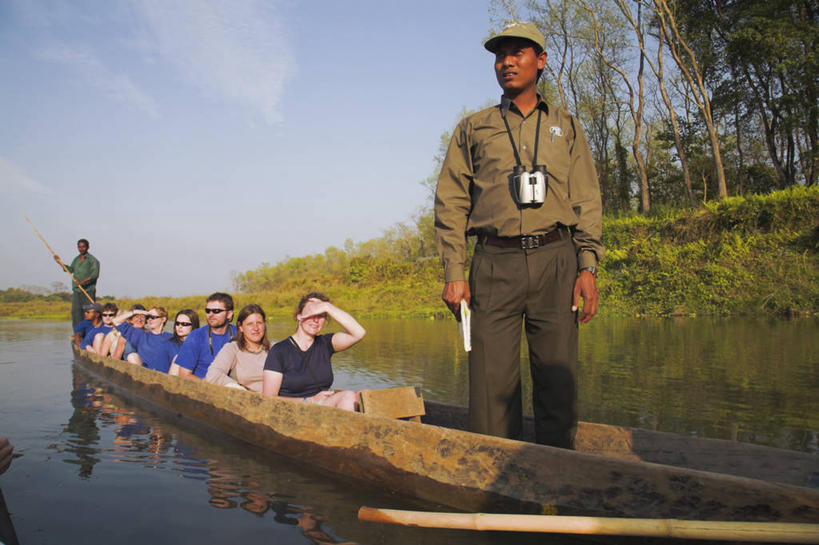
[600, 186, 819, 316]
[231, 185, 818, 319]
[5, 186, 814, 321]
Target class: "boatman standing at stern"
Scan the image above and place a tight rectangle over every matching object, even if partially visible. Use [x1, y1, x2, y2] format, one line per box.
[434, 22, 604, 449]
[54, 238, 100, 330]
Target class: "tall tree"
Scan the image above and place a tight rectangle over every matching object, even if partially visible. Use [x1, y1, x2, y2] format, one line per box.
[579, 0, 651, 211]
[717, 0, 817, 188]
[651, 0, 729, 199]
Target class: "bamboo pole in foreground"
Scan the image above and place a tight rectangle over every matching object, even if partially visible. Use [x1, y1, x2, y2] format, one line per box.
[358, 507, 819, 543]
[21, 210, 94, 304]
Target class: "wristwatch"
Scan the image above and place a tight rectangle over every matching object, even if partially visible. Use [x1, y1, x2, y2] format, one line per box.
[578, 266, 598, 277]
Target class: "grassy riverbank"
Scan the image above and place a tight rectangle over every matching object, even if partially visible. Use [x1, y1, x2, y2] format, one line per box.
[3, 186, 817, 321]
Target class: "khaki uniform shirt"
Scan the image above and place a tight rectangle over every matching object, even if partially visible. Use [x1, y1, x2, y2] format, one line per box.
[434, 96, 604, 282]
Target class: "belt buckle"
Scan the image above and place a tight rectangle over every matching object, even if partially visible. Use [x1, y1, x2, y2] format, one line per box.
[520, 235, 539, 249]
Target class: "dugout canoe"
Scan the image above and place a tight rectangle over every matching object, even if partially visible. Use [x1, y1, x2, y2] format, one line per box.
[72, 347, 819, 524]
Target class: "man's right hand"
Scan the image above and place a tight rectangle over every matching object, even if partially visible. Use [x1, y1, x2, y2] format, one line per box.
[53, 255, 62, 266]
[441, 281, 471, 320]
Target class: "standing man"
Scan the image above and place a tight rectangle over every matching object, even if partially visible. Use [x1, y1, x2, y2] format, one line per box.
[174, 292, 236, 380]
[54, 238, 100, 329]
[434, 22, 604, 449]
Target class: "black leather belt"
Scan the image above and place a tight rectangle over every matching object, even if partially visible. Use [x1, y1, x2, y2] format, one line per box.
[482, 228, 566, 249]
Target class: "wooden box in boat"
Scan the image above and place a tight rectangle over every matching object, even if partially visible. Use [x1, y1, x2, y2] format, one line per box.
[72, 348, 819, 524]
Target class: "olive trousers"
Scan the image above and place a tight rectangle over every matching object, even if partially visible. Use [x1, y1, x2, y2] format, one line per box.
[468, 235, 578, 449]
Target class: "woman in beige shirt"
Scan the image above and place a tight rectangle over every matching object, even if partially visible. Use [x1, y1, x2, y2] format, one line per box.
[205, 304, 270, 392]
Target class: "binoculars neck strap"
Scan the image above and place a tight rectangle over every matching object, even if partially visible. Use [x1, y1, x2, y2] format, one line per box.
[501, 106, 543, 171]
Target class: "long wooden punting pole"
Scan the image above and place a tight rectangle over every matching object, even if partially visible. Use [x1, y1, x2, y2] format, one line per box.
[21, 211, 94, 304]
[358, 507, 819, 543]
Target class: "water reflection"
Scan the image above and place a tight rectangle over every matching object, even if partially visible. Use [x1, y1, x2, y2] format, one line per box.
[62, 365, 362, 544]
[62, 366, 586, 545]
[205, 465, 356, 544]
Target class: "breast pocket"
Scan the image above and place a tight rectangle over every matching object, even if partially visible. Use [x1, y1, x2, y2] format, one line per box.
[543, 136, 571, 203]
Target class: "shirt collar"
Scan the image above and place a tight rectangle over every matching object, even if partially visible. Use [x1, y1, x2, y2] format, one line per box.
[500, 94, 549, 117]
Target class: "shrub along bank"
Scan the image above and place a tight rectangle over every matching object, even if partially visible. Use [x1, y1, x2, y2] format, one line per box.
[3, 186, 817, 321]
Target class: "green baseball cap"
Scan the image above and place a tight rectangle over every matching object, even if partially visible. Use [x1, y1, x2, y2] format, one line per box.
[484, 21, 545, 53]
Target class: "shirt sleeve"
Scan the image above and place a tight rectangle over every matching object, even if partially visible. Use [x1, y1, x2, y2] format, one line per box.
[80, 328, 96, 348]
[88, 255, 100, 282]
[434, 118, 474, 283]
[263, 344, 285, 374]
[205, 343, 240, 387]
[321, 334, 336, 356]
[567, 117, 605, 267]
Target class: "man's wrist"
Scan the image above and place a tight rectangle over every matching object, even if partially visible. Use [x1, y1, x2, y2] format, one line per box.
[578, 266, 597, 277]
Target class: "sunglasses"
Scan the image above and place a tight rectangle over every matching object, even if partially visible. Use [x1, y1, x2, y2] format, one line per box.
[102, 313, 116, 317]
[175, 321, 193, 327]
[204, 308, 227, 315]
[146, 315, 162, 321]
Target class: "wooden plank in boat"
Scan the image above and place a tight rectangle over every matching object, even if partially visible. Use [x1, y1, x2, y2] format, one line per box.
[359, 386, 425, 421]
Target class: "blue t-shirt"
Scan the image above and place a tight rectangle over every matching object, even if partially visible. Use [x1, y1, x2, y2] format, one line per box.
[263, 334, 335, 397]
[158, 338, 184, 373]
[81, 325, 113, 349]
[175, 325, 236, 378]
[74, 319, 97, 339]
[117, 323, 173, 373]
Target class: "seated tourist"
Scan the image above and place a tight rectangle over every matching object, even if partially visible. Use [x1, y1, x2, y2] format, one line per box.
[96, 309, 142, 364]
[262, 293, 365, 411]
[127, 304, 147, 330]
[81, 302, 117, 352]
[105, 307, 173, 371]
[175, 293, 236, 380]
[74, 303, 102, 348]
[166, 309, 200, 376]
[95, 303, 148, 361]
[205, 304, 270, 392]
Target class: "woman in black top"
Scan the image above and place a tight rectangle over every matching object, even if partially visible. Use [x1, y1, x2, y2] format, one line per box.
[262, 292, 365, 411]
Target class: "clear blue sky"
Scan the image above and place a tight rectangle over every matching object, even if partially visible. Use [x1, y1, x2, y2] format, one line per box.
[1, 0, 503, 297]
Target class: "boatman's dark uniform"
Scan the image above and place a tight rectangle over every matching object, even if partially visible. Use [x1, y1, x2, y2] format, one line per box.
[434, 22, 604, 448]
[66, 248, 100, 330]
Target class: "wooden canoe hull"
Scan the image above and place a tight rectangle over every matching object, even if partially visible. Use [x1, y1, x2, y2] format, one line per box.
[72, 348, 819, 523]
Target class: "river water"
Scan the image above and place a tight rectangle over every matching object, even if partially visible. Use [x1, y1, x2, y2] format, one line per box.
[0, 317, 817, 544]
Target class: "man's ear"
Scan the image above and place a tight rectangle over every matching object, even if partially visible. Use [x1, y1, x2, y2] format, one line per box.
[537, 50, 547, 70]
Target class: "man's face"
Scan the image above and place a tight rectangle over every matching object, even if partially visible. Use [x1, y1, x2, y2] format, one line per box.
[204, 301, 232, 328]
[77, 241, 89, 255]
[493, 38, 546, 96]
[129, 313, 146, 329]
[84, 308, 99, 322]
[101, 310, 116, 326]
